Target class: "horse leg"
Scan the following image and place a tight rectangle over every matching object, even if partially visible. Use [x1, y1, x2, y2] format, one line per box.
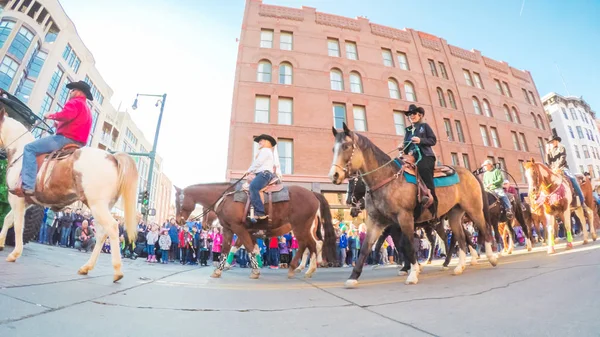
[447, 210, 467, 275]
[78, 227, 107, 275]
[6, 198, 26, 262]
[588, 206, 597, 241]
[389, 226, 410, 274]
[295, 243, 308, 273]
[576, 207, 589, 244]
[88, 206, 123, 281]
[288, 242, 305, 278]
[436, 224, 451, 269]
[505, 222, 514, 254]
[304, 234, 319, 279]
[233, 229, 260, 279]
[546, 214, 556, 254]
[466, 205, 498, 267]
[425, 226, 435, 265]
[345, 221, 384, 288]
[397, 214, 419, 285]
[0, 210, 13, 251]
[464, 227, 479, 266]
[562, 210, 574, 250]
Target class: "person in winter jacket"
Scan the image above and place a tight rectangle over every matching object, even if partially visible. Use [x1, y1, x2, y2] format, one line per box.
[167, 219, 180, 262]
[210, 227, 223, 265]
[146, 224, 159, 263]
[198, 229, 210, 266]
[158, 228, 172, 264]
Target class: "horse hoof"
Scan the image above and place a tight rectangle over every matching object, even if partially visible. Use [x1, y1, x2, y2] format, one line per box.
[527, 247, 532, 252]
[548, 247, 556, 255]
[304, 273, 314, 279]
[113, 274, 124, 283]
[440, 266, 449, 271]
[488, 255, 498, 267]
[287, 271, 295, 279]
[566, 242, 573, 250]
[249, 272, 260, 279]
[593, 235, 597, 242]
[210, 270, 222, 278]
[405, 275, 419, 285]
[453, 267, 464, 276]
[294, 268, 302, 273]
[5, 254, 16, 262]
[77, 268, 88, 275]
[345, 279, 358, 288]
[426, 260, 432, 265]
[470, 259, 478, 266]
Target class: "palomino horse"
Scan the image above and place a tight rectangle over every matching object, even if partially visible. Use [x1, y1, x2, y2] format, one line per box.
[175, 183, 337, 279]
[329, 124, 497, 287]
[0, 111, 138, 282]
[523, 160, 595, 254]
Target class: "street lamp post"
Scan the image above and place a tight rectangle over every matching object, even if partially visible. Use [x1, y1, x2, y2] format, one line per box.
[132, 93, 167, 223]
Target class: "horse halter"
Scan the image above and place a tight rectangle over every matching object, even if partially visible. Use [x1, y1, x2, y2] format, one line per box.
[331, 140, 357, 176]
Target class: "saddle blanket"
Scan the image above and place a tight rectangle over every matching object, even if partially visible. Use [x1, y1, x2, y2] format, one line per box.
[403, 172, 460, 187]
[233, 186, 290, 204]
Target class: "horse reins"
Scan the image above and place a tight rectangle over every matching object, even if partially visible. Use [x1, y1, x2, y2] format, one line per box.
[185, 173, 248, 222]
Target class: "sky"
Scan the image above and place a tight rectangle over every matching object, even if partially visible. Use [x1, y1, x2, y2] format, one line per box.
[58, 0, 600, 188]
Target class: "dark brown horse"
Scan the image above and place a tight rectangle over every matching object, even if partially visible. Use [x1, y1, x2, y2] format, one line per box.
[175, 183, 336, 279]
[329, 123, 497, 288]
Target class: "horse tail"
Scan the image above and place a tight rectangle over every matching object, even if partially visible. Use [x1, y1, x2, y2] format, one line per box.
[113, 152, 139, 244]
[513, 194, 528, 238]
[312, 192, 337, 265]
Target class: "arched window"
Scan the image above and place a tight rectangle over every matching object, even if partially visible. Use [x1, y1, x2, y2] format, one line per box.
[388, 78, 400, 99]
[472, 97, 482, 115]
[278, 62, 292, 85]
[257, 60, 272, 83]
[437, 87, 446, 107]
[482, 99, 493, 117]
[404, 81, 416, 102]
[537, 114, 546, 130]
[349, 71, 363, 93]
[504, 105, 512, 122]
[531, 112, 539, 128]
[447, 90, 457, 109]
[330, 69, 343, 91]
[511, 107, 521, 124]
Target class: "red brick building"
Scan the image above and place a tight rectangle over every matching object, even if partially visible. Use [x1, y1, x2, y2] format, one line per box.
[227, 0, 550, 209]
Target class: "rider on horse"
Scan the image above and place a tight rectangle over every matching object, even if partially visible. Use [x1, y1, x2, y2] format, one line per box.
[20, 81, 93, 196]
[400, 104, 437, 217]
[482, 159, 514, 220]
[246, 134, 281, 222]
[545, 133, 585, 206]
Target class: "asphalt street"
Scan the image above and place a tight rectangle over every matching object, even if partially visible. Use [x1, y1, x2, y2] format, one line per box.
[1, 238, 599, 337]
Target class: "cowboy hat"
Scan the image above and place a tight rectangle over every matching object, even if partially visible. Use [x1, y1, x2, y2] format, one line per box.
[66, 81, 93, 101]
[547, 134, 561, 143]
[401, 104, 425, 116]
[481, 159, 493, 167]
[254, 134, 277, 146]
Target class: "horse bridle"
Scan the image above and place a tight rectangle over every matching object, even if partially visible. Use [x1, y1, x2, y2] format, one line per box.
[331, 140, 356, 176]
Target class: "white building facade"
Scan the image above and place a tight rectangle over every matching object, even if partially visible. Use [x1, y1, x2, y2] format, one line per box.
[542, 92, 600, 180]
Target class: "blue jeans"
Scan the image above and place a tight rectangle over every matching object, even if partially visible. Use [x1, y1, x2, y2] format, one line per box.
[337, 247, 347, 265]
[60, 227, 71, 246]
[249, 171, 273, 216]
[563, 169, 585, 205]
[38, 223, 48, 243]
[268, 247, 279, 266]
[22, 135, 81, 191]
[147, 244, 155, 256]
[492, 188, 512, 212]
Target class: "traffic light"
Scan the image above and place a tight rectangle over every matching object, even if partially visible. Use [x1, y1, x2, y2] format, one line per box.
[137, 191, 145, 204]
[142, 191, 149, 206]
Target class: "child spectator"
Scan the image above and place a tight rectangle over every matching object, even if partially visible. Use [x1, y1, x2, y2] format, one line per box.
[146, 224, 159, 263]
[158, 228, 171, 264]
[279, 236, 289, 269]
[190, 226, 199, 265]
[101, 237, 111, 254]
[269, 236, 279, 269]
[211, 227, 223, 266]
[290, 232, 299, 260]
[198, 229, 210, 266]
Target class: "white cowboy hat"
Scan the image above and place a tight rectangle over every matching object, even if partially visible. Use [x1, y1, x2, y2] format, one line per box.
[481, 159, 493, 167]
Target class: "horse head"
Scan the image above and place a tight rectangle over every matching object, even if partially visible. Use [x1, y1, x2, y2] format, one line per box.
[346, 176, 367, 217]
[174, 186, 195, 226]
[329, 122, 364, 184]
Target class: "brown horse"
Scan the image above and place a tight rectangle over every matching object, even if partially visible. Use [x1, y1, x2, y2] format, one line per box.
[329, 124, 497, 288]
[522, 199, 550, 245]
[577, 174, 599, 237]
[174, 183, 336, 279]
[523, 160, 594, 254]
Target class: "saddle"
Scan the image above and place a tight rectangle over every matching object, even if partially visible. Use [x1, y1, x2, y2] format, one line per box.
[10, 143, 82, 202]
[239, 176, 284, 224]
[554, 170, 578, 208]
[400, 154, 455, 210]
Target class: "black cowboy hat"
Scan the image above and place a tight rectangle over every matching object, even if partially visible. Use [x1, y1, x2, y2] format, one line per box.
[66, 81, 93, 101]
[402, 104, 425, 116]
[547, 130, 561, 143]
[254, 134, 277, 146]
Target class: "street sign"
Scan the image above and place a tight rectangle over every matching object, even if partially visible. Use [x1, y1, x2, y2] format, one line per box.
[148, 208, 156, 216]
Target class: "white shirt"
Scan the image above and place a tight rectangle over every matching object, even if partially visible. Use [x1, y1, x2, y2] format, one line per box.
[248, 148, 274, 173]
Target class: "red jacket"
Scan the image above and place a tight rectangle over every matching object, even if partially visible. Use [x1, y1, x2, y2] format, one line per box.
[269, 237, 279, 249]
[46, 96, 92, 144]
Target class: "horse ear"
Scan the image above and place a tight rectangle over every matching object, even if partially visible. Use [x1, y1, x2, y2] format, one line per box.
[530, 157, 535, 163]
[174, 186, 181, 193]
[332, 126, 338, 136]
[343, 122, 351, 135]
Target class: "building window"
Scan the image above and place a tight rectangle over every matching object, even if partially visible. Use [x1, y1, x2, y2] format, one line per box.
[439, 62, 448, 79]
[498, 158, 507, 178]
[528, 91, 536, 105]
[537, 137, 545, 158]
[504, 105, 513, 122]
[519, 160, 526, 183]
[443, 118, 454, 141]
[451, 153, 459, 166]
[404, 81, 416, 102]
[472, 97, 482, 115]
[490, 127, 500, 148]
[39, 93, 53, 117]
[462, 154, 471, 170]
[353, 106, 367, 131]
[473, 72, 483, 89]
[428, 59, 438, 77]
[333, 103, 346, 129]
[345, 41, 358, 60]
[277, 139, 293, 174]
[576, 126, 584, 139]
[437, 87, 446, 107]
[562, 107, 568, 119]
[15, 77, 34, 102]
[8, 26, 34, 62]
[511, 131, 521, 151]
[125, 128, 138, 145]
[47, 67, 64, 95]
[397, 52, 409, 70]
[455, 120, 465, 143]
[531, 112, 539, 128]
[393, 111, 405, 135]
[568, 126, 575, 139]
[463, 69, 473, 86]
[502, 81, 512, 97]
[537, 115, 545, 130]
[382, 48, 393, 67]
[570, 108, 577, 120]
[349, 71, 363, 93]
[328, 38, 340, 57]
[388, 78, 400, 99]
[280, 31, 293, 50]
[0, 20, 15, 49]
[448, 90, 457, 109]
[26, 48, 47, 79]
[511, 107, 521, 124]
[91, 109, 99, 135]
[257, 60, 272, 83]
[62, 44, 81, 73]
[583, 145, 590, 159]
[579, 165, 585, 174]
[260, 29, 273, 48]
[522, 88, 531, 104]
[494, 79, 503, 95]
[519, 133, 529, 151]
[480, 125, 490, 146]
[330, 69, 344, 91]
[254, 95, 270, 123]
[278, 97, 292, 125]
[278, 62, 292, 85]
[573, 145, 580, 159]
[482, 99, 493, 117]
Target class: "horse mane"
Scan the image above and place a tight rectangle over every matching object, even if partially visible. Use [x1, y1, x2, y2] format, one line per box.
[354, 133, 392, 166]
[186, 182, 233, 188]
